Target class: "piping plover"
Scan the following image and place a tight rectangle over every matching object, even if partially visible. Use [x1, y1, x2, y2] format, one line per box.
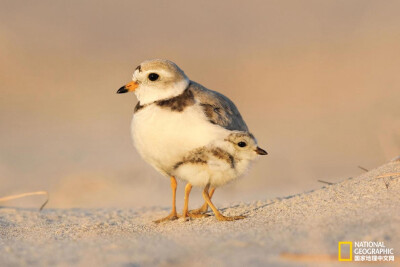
[173, 131, 267, 221]
[117, 59, 267, 222]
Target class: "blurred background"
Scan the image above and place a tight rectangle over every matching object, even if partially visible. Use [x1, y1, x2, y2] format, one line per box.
[0, 0, 399, 209]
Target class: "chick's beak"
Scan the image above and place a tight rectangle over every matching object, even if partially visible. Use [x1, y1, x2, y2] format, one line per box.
[255, 147, 268, 155]
[117, 81, 139, 94]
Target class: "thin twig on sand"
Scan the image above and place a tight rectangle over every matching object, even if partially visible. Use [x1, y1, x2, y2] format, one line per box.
[0, 191, 49, 211]
[317, 180, 334, 185]
[358, 166, 369, 172]
[376, 173, 400, 179]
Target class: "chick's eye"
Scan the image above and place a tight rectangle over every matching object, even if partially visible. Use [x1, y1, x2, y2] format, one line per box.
[148, 73, 159, 81]
[238, 141, 247, 147]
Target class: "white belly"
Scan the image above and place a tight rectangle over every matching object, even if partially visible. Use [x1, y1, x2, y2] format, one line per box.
[172, 154, 252, 188]
[173, 161, 239, 188]
[131, 104, 229, 176]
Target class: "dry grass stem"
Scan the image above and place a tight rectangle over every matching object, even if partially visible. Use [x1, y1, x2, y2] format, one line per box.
[376, 173, 400, 179]
[358, 166, 369, 172]
[317, 180, 334, 185]
[0, 191, 49, 211]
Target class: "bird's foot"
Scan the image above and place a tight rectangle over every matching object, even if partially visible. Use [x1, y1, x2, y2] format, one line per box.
[153, 211, 179, 223]
[180, 211, 210, 221]
[188, 204, 208, 215]
[215, 214, 246, 221]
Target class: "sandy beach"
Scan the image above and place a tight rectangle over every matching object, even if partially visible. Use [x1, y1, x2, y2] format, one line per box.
[1, 159, 399, 266]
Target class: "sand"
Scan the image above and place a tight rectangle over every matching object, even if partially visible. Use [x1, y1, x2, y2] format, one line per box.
[1, 160, 399, 266]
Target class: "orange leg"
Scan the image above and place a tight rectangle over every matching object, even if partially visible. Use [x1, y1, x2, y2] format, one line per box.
[202, 184, 245, 221]
[154, 176, 179, 223]
[180, 183, 210, 221]
[181, 183, 192, 221]
[189, 187, 215, 215]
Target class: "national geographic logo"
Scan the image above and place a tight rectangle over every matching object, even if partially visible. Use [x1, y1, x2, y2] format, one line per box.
[338, 241, 395, 262]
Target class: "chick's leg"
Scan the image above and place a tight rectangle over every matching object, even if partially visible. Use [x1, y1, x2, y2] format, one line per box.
[154, 176, 179, 223]
[181, 183, 192, 221]
[202, 184, 245, 221]
[181, 183, 210, 220]
[189, 187, 215, 215]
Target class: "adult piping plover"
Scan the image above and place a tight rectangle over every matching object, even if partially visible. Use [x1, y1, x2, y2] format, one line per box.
[117, 59, 267, 222]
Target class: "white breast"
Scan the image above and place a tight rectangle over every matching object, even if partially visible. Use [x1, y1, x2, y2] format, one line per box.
[131, 103, 230, 177]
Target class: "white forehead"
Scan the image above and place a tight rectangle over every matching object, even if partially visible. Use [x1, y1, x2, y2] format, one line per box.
[131, 59, 187, 81]
[132, 68, 175, 80]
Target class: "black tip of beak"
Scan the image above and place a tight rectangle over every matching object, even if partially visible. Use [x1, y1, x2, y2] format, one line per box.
[256, 147, 268, 155]
[117, 86, 128, 94]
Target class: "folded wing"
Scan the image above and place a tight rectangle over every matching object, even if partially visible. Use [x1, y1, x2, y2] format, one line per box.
[189, 81, 249, 132]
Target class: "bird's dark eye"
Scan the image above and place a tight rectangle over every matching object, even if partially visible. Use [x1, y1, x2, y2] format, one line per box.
[148, 73, 159, 81]
[238, 141, 247, 147]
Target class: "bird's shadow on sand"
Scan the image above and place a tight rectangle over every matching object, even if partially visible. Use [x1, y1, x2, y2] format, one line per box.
[219, 181, 340, 217]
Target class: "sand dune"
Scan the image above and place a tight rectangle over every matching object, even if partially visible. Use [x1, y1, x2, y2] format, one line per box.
[1, 160, 399, 266]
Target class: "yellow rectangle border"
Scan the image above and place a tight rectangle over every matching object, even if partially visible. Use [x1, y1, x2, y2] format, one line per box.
[338, 242, 353, 261]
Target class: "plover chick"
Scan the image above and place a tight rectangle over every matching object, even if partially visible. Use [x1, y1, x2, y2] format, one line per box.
[172, 132, 267, 221]
[117, 59, 267, 223]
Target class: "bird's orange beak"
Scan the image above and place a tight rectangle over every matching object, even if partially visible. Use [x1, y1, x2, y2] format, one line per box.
[117, 81, 139, 94]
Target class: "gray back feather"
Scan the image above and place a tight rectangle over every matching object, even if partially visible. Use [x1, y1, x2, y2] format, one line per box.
[189, 81, 249, 132]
